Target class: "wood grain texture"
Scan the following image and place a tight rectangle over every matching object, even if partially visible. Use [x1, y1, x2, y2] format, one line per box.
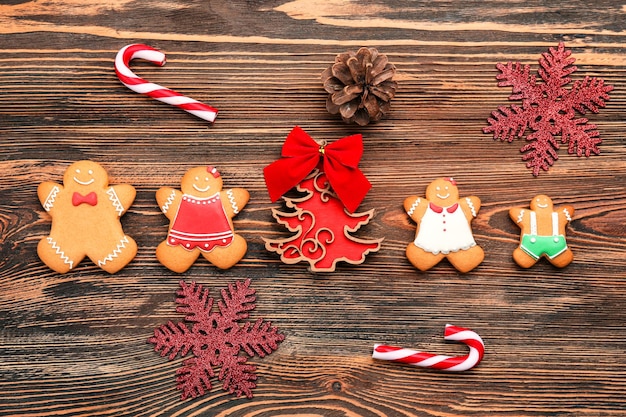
[1, 1, 625, 416]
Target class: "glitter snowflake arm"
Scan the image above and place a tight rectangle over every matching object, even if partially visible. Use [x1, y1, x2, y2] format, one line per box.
[521, 130, 561, 175]
[217, 279, 256, 323]
[565, 76, 613, 115]
[148, 320, 195, 360]
[538, 42, 577, 89]
[237, 318, 286, 358]
[495, 61, 536, 101]
[555, 76, 611, 157]
[175, 280, 214, 323]
[483, 103, 531, 142]
[218, 355, 257, 398]
[176, 357, 215, 400]
[559, 117, 601, 157]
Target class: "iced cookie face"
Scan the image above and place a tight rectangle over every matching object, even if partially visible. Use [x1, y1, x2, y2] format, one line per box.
[63, 160, 108, 190]
[181, 166, 223, 197]
[425, 177, 459, 207]
[529, 194, 553, 211]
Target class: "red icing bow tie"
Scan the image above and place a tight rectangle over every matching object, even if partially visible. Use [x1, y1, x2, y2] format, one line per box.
[263, 126, 371, 212]
[72, 191, 98, 206]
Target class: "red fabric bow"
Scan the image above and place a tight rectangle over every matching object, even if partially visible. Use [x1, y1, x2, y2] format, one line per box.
[263, 126, 371, 212]
[72, 191, 98, 207]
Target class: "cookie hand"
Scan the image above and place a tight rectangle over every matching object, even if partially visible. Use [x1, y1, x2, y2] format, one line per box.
[222, 188, 249, 218]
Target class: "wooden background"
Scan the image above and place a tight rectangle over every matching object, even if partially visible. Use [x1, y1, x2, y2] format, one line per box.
[1, 1, 625, 416]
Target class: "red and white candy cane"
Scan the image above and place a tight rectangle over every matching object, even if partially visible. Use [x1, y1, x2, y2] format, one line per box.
[372, 324, 485, 372]
[115, 44, 218, 123]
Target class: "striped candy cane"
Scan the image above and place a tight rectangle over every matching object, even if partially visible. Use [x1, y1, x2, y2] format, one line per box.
[372, 324, 484, 372]
[115, 44, 218, 123]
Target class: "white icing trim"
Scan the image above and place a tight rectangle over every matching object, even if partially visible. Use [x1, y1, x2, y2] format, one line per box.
[407, 197, 420, 216]
[530, 211, 537, 235]
[517, 209, 525, 223]
[98, 235, 130, 267]
[466, 197, 477, 217]
[43, 186, 60, 212]
[47, 237, 73, 269]
[226, 189, 239, 214]
[106, 187, 124, 216]
[161, 190, 176, 214]
[563, 208, 572, 222]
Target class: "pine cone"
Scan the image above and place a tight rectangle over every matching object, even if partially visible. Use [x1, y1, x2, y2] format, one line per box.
[322, 47, 397, 126]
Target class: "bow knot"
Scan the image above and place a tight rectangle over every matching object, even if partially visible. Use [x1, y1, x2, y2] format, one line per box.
[72, 191, 98, 207]
[263, 126, 371, 212]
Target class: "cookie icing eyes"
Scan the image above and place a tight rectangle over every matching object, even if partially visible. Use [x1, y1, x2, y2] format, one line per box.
[535, 197, 549, 208]
[435, 185, 450, 199]
[73, 168, 95, 185]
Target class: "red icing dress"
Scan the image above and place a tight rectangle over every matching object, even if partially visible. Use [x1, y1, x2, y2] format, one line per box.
[167, 193, 234, 251]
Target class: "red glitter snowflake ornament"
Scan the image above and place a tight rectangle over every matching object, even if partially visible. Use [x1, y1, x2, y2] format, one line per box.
[483, 42, 613, 176]
[148, 279, 284, 400]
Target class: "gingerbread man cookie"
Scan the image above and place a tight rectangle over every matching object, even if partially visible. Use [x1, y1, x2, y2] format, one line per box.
[509, 195, 574, 268]
[37, 160, 137, 274]
[156, 166, 249, 272]
[404, 177, 484, 273]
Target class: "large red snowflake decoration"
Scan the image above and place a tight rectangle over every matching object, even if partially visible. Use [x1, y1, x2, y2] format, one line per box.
[264, 169, 382, 272]
[148, 279, 284, 400]
[483, 42, 613, 176]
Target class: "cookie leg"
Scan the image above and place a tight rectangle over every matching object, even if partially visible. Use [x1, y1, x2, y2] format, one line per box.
[203, 235, 247, 269]
[447, 245, 484, 273]
[549, 248, 574, 268]
[37, 236, 84, 274]
[406, 244, 444, 271]
[156, 241, 200, 273]
[90, 235, 138, 274]
[513, 247, 538, 268]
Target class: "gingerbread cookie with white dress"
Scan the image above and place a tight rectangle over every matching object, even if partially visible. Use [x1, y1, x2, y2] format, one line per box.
[404, 177, 484, 273]
[509, 195, 574, 268]
[37, 160, 137, 273]
[156, 166, 249, 272]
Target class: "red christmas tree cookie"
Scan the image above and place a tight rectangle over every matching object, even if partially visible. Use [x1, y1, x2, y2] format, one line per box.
[156, 166, 249, 272]
[265, 169, 382, 272]
[404, 177, 484, 273]
[263, 126, 382, 272]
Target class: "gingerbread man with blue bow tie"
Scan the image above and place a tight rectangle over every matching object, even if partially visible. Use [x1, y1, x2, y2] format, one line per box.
[404, 177, 484, 273]
[37, 160, 137, 273]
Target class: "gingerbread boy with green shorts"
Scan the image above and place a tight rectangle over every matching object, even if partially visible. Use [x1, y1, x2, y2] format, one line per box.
[509, 195, 574, 268]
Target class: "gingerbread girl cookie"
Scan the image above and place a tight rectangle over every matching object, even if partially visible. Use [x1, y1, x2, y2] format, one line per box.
[404, 177, 484, 273]
[156, 166, 249, 272]
[509, 195, 574, 268]
[37, 160, 137, 273]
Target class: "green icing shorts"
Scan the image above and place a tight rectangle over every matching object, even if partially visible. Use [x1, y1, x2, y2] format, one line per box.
[520, 234, 567, 260]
